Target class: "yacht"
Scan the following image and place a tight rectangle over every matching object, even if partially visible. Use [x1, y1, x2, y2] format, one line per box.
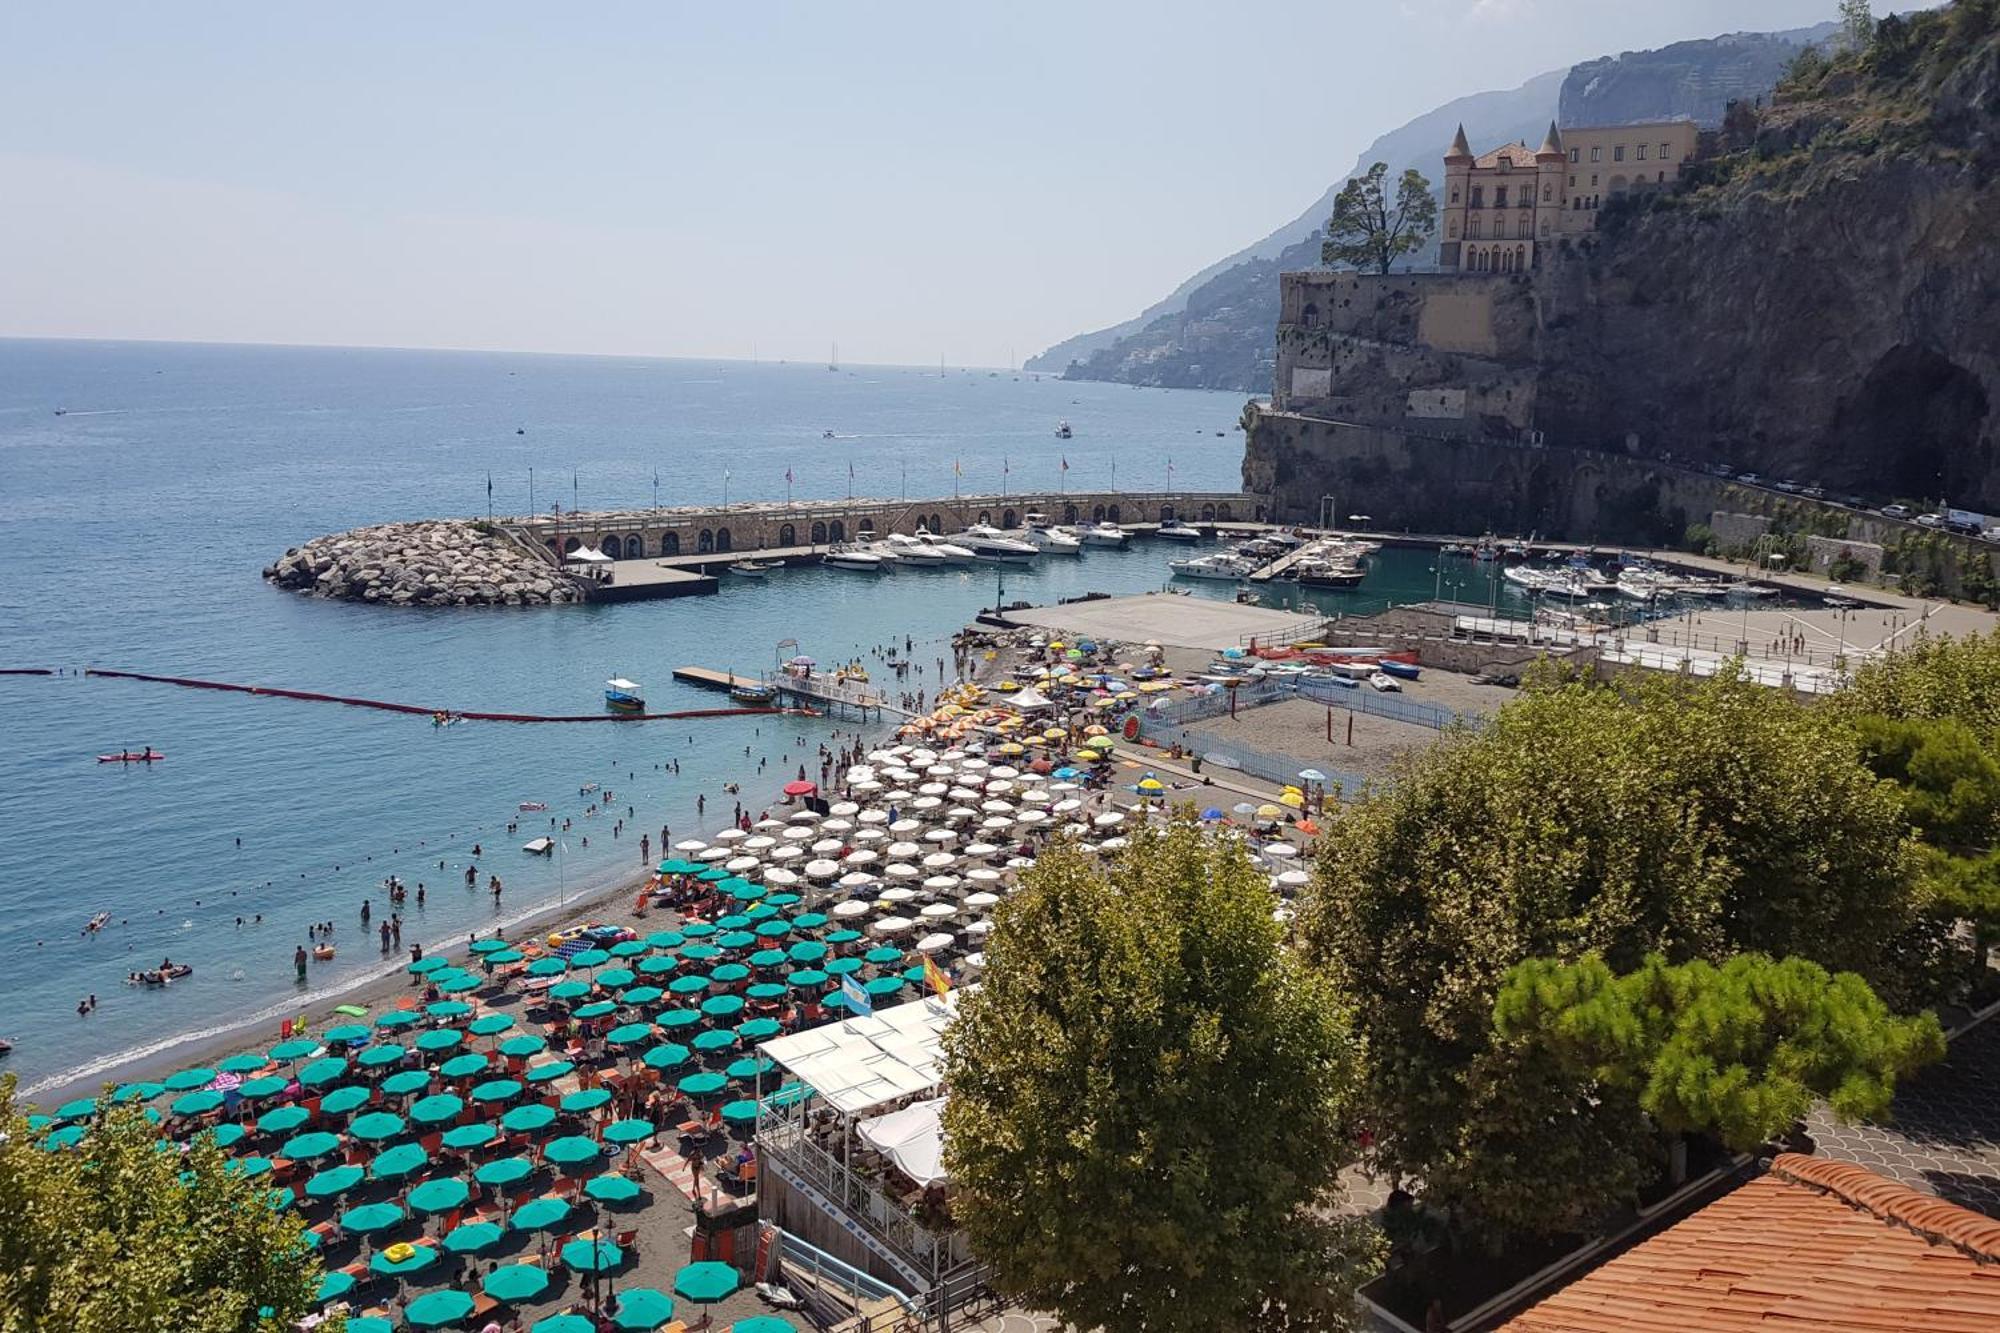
[1157, 520, 1203, 542]
[1170, 552, 1260, 581]
[1078, 521, 1129, 549]
[823, 545, 888, 573]
[955, 524, 1040, 563]
[1022, 515, 1083, 554]
[1292, 559, 1365, 589]
[911, 528, 976, 563]
[882, 533, 949, 565]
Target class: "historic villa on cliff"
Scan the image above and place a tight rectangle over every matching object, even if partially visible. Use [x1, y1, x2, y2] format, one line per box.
[1439, 119, 1699, 273]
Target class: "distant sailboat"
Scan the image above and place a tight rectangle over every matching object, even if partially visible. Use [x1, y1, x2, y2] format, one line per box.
[829, 342, 839, 373]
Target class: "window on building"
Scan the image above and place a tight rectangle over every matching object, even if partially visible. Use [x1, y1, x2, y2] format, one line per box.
[1450, 187, 1460, 203]
[1658, 170, 1666, 182]
[1541, 184, 1552, 202]
[1591, 146, 1601, 162]
[1467, 217, 1481, 239]
[1447, 217, 1459, 237]
[1660, 141, 1671, 158]
[1494, 217, 1507, 239]
[1568, 174, 1576, 187]
[1613, 144, 1625, 162]
[1569, 147, 1579, 163]
[1590, 174, 1599, 187]
[1540, 219, 1550, 236]
[1470, 185, 1483, 208]
[1495, 185, 1508, 208]
[1636, 143, 1648, 160]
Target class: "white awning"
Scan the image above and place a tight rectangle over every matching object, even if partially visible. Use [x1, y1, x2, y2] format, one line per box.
[1003, 686, 1054, 712]
[567, 546, 613, 563]
[857, 1096, 949, 1186]
[758, 990, 968, 1116]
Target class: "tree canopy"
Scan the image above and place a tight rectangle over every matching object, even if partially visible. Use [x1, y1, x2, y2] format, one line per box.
[1838, 629, 2000, 750]
[1302, 667, 1943, 1238]
[0, 1079, 328, 1332]
[942, 823, 1382, 1333]
[1321, 162, 1437, 275]
[1493, 952, 1944, 1152]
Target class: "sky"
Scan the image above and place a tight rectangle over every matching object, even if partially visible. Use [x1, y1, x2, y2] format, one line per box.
[0, 0, 1839, 367]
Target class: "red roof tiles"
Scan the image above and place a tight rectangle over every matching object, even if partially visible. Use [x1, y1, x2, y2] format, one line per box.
[1494, 1153, 2000, 1333]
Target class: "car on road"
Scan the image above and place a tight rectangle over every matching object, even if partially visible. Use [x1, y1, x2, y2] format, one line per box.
[1738, 472, 1762, 485]
[1709, 463, 1735, 477]
[1802, 485, 1826, 499]
[1883, 504, 1912, 519]
[1918, 513, 1945, 527]
[1842, 495, 1867, 509]
[1775, 480, 1802, 493]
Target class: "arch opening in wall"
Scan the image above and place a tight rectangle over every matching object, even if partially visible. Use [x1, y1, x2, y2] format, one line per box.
[716, 527, 732, 553]
[1063, 503, 1078, 523]
[661, 532, 680, 556]
[697, 529, 714, 554]
[829, 520, 846, 542]
[1217, 502, 1233, 520]
[1201, 504, 1216, 521]
[626, 535, 645, 559]
[1001, 508, 1017, 529]
[563, 536, 582, 554]
[977, 510, 991, 526]
[1160, 504, 1175, 521]
[857, 518, 876, 535]
[779, 523, 796, 546]
[810, 521, 827, 544]
[1107, 504, 1121, 523]
[1092, 504, 1105, 522]
[1301, 302, 1319, 329]
[1255, 504, 1267, 521]
[928, 513, 942, 533]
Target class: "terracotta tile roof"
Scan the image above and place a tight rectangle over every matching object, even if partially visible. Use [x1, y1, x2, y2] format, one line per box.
[1494, 1153, 2000, 1333]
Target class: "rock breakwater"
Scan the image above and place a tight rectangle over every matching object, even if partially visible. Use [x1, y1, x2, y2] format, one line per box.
[264, 521, 581, 607]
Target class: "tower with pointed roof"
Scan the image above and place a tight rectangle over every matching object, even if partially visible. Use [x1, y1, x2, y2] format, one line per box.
[1439, 125, 1475, 270]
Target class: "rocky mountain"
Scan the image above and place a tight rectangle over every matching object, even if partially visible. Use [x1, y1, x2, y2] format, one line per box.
[1035, 23, 1833, 392]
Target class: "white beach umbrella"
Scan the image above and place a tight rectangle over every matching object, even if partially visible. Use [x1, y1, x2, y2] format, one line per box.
[963, 951, 987, 970]
[986, 779, 1016, 795]
[1014, 810, 1048, 826]
[768, 844, 804, 862]
[989, 766, 1020, 780]
[832, 899, 873, 918]
[882, 789, 916, 804]
[980, 816, 1014, 833]
[911, 796, 943, 814]
[964, 872, 1002, 890]
[1275, 868, 1311, 889]
[1263, 842, 1299, 860]
[820, 818, 854, 835]
[888, 819, 922, 836]
[836, 871, 877, 891]
[697, 845, 732, 861]
[1017, 787, 1053, 806]
[1006, 856, 1036, 870]
[980, 799, 1014, 814]
[881, 885, 918, 904]
[804, 858, 841, 880]
[850, 780, 884, 796]
[811, 838, 844, 856]
[915, 932, 955, 955]
[965, 890, 1000, 909]
[829, 801, 861, 818]
[921, 851, 956, 870]
[1052, 798, 1083, 815]
[922, 828, 957, 846]
[960, 758, 989, 772]
[965, 919, 995, 939]
[789, 810, 821, 824]
[918, 782, 949, 797]
[1099, 836, 1129, 852]
[922, 875, 961, 893]
[726, 856, 761, 874]
[753, 818, 787, 831]
[851, 827, 887, 845]
[884, 767, 919, 784]
[782, 826, 815, 841]
[763, 867, 800, 886]
[961, 842, 999, 859]
[926, 765, 954, 778]
[919, 902, 957, 921]
[864, 751, 896, 765]
[715, 828, 748, 844]
[886, 841, 922, 860]
[742, 835, 777, 852]
[873, 916, 915, 937]
[944, 806, 979, 823]
[842, 848, 879, 867]
[1050, 782, 1081, 794]
[857, 809, 889, 825]
[1093, 812, 1125, 829]
[674, 840, 708, 853]
[884, 863, 920, 880]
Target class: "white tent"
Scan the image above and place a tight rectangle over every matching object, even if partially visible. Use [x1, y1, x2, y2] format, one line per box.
[857, 1096, 950, 1187]
[759, 991, 966, 1117]
[1002, 686, 1055, 712]
[566, 546, 613, 564]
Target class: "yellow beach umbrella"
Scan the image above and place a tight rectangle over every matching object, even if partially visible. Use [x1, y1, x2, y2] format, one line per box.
[1279, 791, 1305, 808]
[1256, 804, 1284, 819]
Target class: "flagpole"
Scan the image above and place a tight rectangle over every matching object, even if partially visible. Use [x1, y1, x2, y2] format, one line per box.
[653, 470, 660, 514]
[486, 471, 493, 522]
[529, 466, 536, 518]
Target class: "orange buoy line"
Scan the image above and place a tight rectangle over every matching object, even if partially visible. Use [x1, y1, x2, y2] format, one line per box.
[82, 669, 783, 723]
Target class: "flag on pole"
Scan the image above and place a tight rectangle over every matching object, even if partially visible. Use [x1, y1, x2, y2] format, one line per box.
[486, 472, 493, 497]
[848, 459, 854, 479]
[1060, 457, 1069, 472]
[785, 468, 793, 484]
[840, 974, 873, 1016]
[953, 460, 962, 476]
[922, 955, 952, 997]
[1003, 457, 1009, 476]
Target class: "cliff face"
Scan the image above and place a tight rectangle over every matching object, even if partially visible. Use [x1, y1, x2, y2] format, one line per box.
[1560, 25, 1834, 126]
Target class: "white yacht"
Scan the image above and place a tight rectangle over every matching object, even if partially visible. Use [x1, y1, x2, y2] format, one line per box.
[911, 528, 976, 563]
[955, 524, 1040, 563]
[1157, 520, 1203, 542]
[1079, 521, 1129, 548]
[882, 533, 949, 565]
[1169, 552, 1260, 581]
[823, 545, 888, 573]
[1022, 515, 1083, 554]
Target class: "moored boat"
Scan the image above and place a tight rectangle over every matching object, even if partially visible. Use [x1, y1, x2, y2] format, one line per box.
[955, 524, 1040, 563]
[727, 560, 778, 577]
[1078, 521, 1129, 548]
[823, 545, 888, 572]
[1157, 521, 1203, 542]
[604, 678, 646, 712]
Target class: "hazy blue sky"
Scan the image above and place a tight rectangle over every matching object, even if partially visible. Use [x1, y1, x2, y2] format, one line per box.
[1, 1, 1836, 365]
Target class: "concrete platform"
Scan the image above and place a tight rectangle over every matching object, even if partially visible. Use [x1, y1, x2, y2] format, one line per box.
[1001, 592, 1323, 652]
[580, 559, 717, 602]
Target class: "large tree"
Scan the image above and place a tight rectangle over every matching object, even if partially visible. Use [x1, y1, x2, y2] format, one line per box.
[1321, 162, 1437, 274]
[1493, 952, 1944, 1151]
[1301, 667, 1944, 1240]
[0, 1079, 329, 1332]
[942, 824, 1383, 1333]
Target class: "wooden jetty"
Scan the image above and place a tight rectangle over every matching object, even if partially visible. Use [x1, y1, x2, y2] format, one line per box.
[672, 666, 909, 720]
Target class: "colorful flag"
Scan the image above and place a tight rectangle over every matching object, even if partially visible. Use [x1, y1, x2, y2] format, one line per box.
[953, 459, 962, 476]
[922, 955, 952, 997]
[1061, 457, 1070, 472]
[840, 974, 873, 1016]
[785, 468, 793, 484]
[1003, 457, 1010, 475]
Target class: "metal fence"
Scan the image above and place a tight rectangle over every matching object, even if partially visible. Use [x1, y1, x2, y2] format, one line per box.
[1147, 675, 1480, 733]
[1143, 718, 1372, 799]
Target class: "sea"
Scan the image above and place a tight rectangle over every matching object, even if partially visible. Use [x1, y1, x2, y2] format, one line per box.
[0, 337, 1515, 1101]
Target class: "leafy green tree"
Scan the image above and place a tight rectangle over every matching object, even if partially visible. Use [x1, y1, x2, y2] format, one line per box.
[1322, 163, 1438, 275]
[1494, 952, 1944, 1151]
[1302, 668, 1942, 1240]
[1841, 630, 2000, 749]
[0, 1079, 329, 1333]
[942, 823, 1383, 1333]
[1840, 0, 1876, 51]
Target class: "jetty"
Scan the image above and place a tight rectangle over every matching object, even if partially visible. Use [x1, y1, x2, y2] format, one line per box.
[672, 665, 909, 720]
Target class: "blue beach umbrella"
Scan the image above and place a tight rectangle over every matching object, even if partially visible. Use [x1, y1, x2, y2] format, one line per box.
[561, 1237, 624, 1273]
[439, 1053, 489, 1080]
[379, 1068, 432, 1096]
[369, 1142, 429, 1180]
[256, 1104, 311, 1135]
[549, 980, 593, 1002]
[558, 1087, 612, 1114]
[642, 1043, 691, 1071]
[426, 1000, 473, 1019]
[510, 1195, 571, 1233]
[443, 1220, 506, 1254]
[596, 967, 638, 989]
[619, 984, 665, 1005]
[268, 1039, 318, 1062]
[357, 1043, 408, 1068]
[298, 1057, 349, 1088]
[163, 1067, 217, 1092]
[611, 1290, 677, 1331]
[370, 1243, 439, 1277]
[409, 1093, 465, 1124]
[542, 1135, 601, 1168]
[408, 1176, 471, 1214]
[405, 1289, 475, 1329]
[348, 1111, 406, 1141]
[374, 1009, 420, 1030]
[525, 956, 568, 977]
[568, 948, 611, 969]
[638, 955, 679, 976]
[587, 1172, 645, 1204]
[470, 1078, 523, 1104]
[499, 1034, 547, 1058]
[573, 1000, 617, 1020]
[468, 1013, 515, 1036]
[218, 1054, 269, 1075]
[524, 1059, 574, 1084]
[319, 1084, 374, 1114]
[608, 938, 648, 958]
[323, 1023, 371, 1043]
[475, 1156, 534, 1188]
[305, 1164, 364, 1198]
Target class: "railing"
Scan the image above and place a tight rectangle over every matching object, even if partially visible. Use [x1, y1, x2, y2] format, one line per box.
[1147, 675, 1480, 733]
[760, 1121, 951, 1284]
[1294, 678, 1478, 731]
[774, 1230, 921, 1329]
[1145, 720, 1371, 798]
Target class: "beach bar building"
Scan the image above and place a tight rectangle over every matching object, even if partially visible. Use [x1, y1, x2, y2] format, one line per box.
[755, 992, 988, 1323]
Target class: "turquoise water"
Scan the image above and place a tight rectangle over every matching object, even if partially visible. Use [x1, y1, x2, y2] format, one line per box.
[1, 339, 1279, 1098]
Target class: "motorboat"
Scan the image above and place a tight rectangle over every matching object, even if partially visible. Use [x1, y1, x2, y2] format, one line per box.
[727, 560, 778, 577]
[604, 678, 645, 712]
[955, 524, 1040, 563]
[1157, 521, 1203, 542]
[1378, 660, 1421, 681]
[730, 680, 779, 705]
[1023, 516, 1083, 554]
[823, 545, 888, 572]
[1169, 553, 1260, 581]
[1368, 672, 1402, 692]
[522, 836, 555, 855]
[1292, 560, 1365, 589]
[911, 529, 976, 563]
[1055, 420, 1073, 438]
[1078, 521, 1129, 548]
[862, 543, 908, 569]
[882, 534, 949, 565]
[98, 748, 164, 763]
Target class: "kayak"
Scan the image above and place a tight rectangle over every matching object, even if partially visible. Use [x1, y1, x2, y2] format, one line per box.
[98, 750, 165, 763]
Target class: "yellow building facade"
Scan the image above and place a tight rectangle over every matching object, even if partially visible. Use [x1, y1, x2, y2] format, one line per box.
[1438, 119, 1699, 273]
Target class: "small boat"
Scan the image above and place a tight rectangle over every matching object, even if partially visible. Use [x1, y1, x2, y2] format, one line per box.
[912, 529, 976, 563]
[882, 534, 949, 565]
[1378, 660, 1421, 681]
[1157, 521, 1203, 542]
[0, 1038, 12, 1057]
[85, 912, 111, 933]
[1078, 522, 1129, 549]
[139, 963, 194, 986]
[727, 560, 778, 577]
[604, 678, 646, 712]
[823, 546, 887, 572]
[1368, 672, 1402, 692]
[1055, 420, 1073, 438]
[522, 836, 555, 855]
[518, 801, 548, 812]
[955, 525, 1040, 563]
[1023, 516, 1083, 554]
[97, 748, 164, 763]
[730, 681, 778, 705]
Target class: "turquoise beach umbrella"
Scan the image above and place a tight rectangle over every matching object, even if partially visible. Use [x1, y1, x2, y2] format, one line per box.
[205, 1121, 248, 1149]
[679, 920, 716, 938]
[619, 985, 665, 1005]
[668, 975, 709, 995]
[549, 981, 592, 1002]
[323, 1023, 371, 1043]
[785, 970, 827, 990]
[573, 1000, 617, 1020]
[754, 921, 791, 940]
[370, 1142, 429, 1180]
[764, 892, 802, 907]
[824, 957, 862, 977]
[345, 1320, 394, 1333]
[470, 938, 512, 955]
[269, 1183, 297, 1212]
[426, 1000, 473, 1019]
[370, 1243, 439, 1277]
[486, 948, 525, 964]
[562, 1237, 623, 1273]
[357, 1042, 407, 1068]
[442, 1122, 496, 1150]
[414, 1028, 463, 1054]
[657, 1008, 701, 1030]
[645, 930, 685, 949]
[524, 1059, 574, 1083]
[611, 1290, 676, 1331]
[749, 949, 787, 970]
[257, 1104, 311, 1134]
[163, 1067, 217, 1092]
[743, 903, 779, 921]
[437, 973, 480, 994]
[864, 946, 903, 965]
[673, 1261, 740, 1304]
[526, 957, 568, 977]
[299, 1057, 349, 1088]
[700, 995, 746, 1019]
[602, 1118, 655, 1145]
[717, 884, 756, 906]
[500, 1034, 547, 1058]
[483, 1263, 551, 1303]
[710, 963, 751, 984]
[865, 975, 905, 997]
[470, 1078, 522, 1104]
[825, 929, 863, 946]
[677, 1071, 727, 1099]
[439, 1053, 489, 1080]
[791, 912, 829, 931]
[719, 1100, 759, 1124]
[54, 1098, 97, 1122]
[305, 1164, 364, 1198]
[443, 1220, 506, 1254]
[111, 1081, 164, 1104]
[268, 1039, 317, 1062]
[642, 1043, 691, 1072]
[788, 941, 829, 964]
[543, 1135, 601, 1167]
[408, 1176, 471, 1214]
[409, 1093, 464, 1124]
[374, 1009, 420, 1029]
[731, 1319, 799, 1333]
[501, 1103, 555, 1133]
[468, 1013, 514, 1036]
[348, 1111, 406, 1141]
[170, 1089, 224, 1117]
[638, 955, 679, 976]
[533, 1317, 595, 1333]
[316, 1270, 356, 1304]
[597, 967, 638, 989]
[405, 1289, 475, 1328]
[694, 869, 730, 884]
[559, 1087, 611, 1113]
[408, 955, 447, 974]
[475, 1156, 534, 1187]
[681, 944, 721, 962]
[282, 1131, 342, 1160]
[380, 1068, 431, 1096]
[586, 1172, 644, 1204]
[219, 1054, 269, 1075]
[43, 1125, 86, 1151]
[236, 1075, 289, 1101]
[717, 932, 757, 951]
[692, 1028, 737, 1054]
[569, 948, 611, 969]
[319, 1084, 373, 1114]
[609, 938, 648, 958]
[737, 1018, 782, 1042]
[746, 983, 786, 1001]
[606, 1022, 653, 1047]
[510, 1195, 571, 1232]
[339, 1201, 405, 1233]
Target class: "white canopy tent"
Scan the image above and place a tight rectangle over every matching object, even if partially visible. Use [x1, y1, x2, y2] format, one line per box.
[857, 1096, 949, 1187]
[757, 990, 965, 1117]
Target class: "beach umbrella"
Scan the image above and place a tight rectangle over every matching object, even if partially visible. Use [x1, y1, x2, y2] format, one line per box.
[573, 1000, 618, 1020]
[677, 1071, 728, 1099]
[500, 1034, 548, 1058]
[357, 1043, 408, 1068]
[315, 1270, 356, 1305]
[349, 1111, 406, 1141]
[257, 1104, 311, 1134]
[700, 994, 746, 1019]
[569, 947, 611, 969]
[319, 1084, 374, 1115]
[736, 1017, 782, 1042]
[236, 1076, 289, 1102]
[370, 1242, 439, 1277]
[414, 1029, 463, 1054]
[788, 941, 829, 963]
[562, 1237, 624, 1273]
[619, 984, 665, 1005]
[679, 921, 717, 938]
[724, 1057, 769, 1084]
[525, 957, 568, 977]
[548, 980, 593, 1002]
[217, 1054, 267, 1076]
[340, 1201, 406, 1234]
[483, 1263, 551, 1303]
[408, 1176, 471, 1215]
[163, 1067, 217, 1092]
[439, 1053, 489, 1081]
[597, 967, 638, 989]
[524, 1059, 574, 1084]
[502, 1102, 557, 1133]
[746, 982, 787, 1002]
[532, 1318, 594, 1333]
[470, 938, 513, 955]
[864, 976, 906, 998]
[441, 1122, 496, 1151]
[826, 928, 863, 946]
[681, 943, 722, 962]
[298, 1057, 349, 1088]
[637, 955, 679, 976]
[42, 1125, 87, 1151]
[475, 1155, 534, 1188]
[370, 1142, 429, 1180]
[203, 1121, 248, 1149]
[645, 930, 686, 949]
[486, 948, 525, 965]
[305, 1164, 365, 1199]
[380, 1068, 432, 1096]
[786, 969, 828, 991]
[282, 1131, 342, 1161]
[510, 1195, 571, 1233]
[405, 1289, 475, 1328]
[110, 1080, 164, 1104]
[427, 1000, 474, 1020]
[469, 1078, 522, 1105]
[53, 1097, 98, 1122]
[609, 941, 648, 963]
[544, 1128, 596, 1160]
[864, 946, 901, 966]
[586, 1172, 644, 1204]
[442, 1219, 506, 1254]
[602, 1118, 655, 1145]
[606, 1022, 654, 1047]
[643, 1043, 691, 1072]
[710, 963, 752, 985]
[823, 956, 862, 977]
[667, 975, 710, 996]
[409, 956, 448, 975]
[731, 1319, 799, 1333]
[717, 931, 758, 951]
[374, 1009, 420, 1030]
[749, 947, 789, 969]
[269, 1038, 318, 1062]
[719, 1100, 759, 1125]
[673, 1261, 740, 1305]
[692, 1029, 737, 1054]
[170, 1089, 224, 1117]
[559, 1087, 612, 1114]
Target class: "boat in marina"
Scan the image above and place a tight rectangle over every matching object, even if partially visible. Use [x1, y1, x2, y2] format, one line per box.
[727, 560, 778, 577]
[1078, 521, 1129, 548]
[1157, 520, 1203, 542]
[881, 533, 949, 565]
[1169, 552, 1260, 581]
[603, 678, 645, 712]
[1022, 515, 1083, 554]
[730, 679, 778, 705]
[1292, 560, 1366, 589]
[955, 524, 1040, 562]
[1055, 419, 1073, 438]
[910, 528, 976, 563]
[823, 545, 888, 572]
[1368, 672, 1402, 692]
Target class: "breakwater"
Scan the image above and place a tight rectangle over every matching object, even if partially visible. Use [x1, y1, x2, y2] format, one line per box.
[264, 519, 581, 606]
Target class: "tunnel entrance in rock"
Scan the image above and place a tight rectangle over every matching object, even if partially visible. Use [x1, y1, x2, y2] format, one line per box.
[1838, 345, 1990, 504]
